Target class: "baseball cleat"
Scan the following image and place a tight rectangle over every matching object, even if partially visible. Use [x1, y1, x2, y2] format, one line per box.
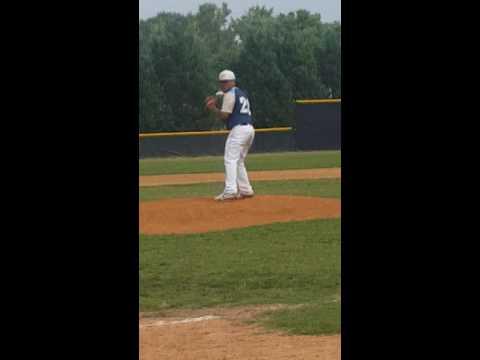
[214, 192, 237, 201]
[236, 191, 255, 199]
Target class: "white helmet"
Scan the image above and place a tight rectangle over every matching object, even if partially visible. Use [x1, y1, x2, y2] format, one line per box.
[218, 70, 236, 81]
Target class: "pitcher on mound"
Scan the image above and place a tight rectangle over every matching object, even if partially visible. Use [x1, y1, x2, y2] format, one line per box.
[205, 70, 255, 201]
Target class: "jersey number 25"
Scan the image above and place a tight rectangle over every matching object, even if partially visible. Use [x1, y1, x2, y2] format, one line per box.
[239, 96, 251, 116]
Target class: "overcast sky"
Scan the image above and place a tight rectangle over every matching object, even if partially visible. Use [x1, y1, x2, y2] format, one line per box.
[140, 0, 341, 22]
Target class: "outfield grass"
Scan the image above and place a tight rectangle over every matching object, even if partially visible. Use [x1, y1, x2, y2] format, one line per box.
[140, 218, 340, 335]
[139, 178, 341, 201]
[139, 150, 341, 176]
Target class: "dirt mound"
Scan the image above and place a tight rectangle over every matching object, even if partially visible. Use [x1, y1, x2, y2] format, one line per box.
[140, 195, 340, 235]
[140, 305, 340, 360]
[140, 168, 341, 187]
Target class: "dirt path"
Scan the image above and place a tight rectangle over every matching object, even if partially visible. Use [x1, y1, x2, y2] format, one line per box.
[140, 195, 340, 235]
[140, 305, 340, 360]
[140, 168, 341, 187]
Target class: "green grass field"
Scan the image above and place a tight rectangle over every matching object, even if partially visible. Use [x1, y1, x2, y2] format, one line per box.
[258, 300, 340, 335]
[140, 219, 340, 335]
[140, 178, 341, 201]
[140, 150, 340, 176]
[139, 151, 341, 335]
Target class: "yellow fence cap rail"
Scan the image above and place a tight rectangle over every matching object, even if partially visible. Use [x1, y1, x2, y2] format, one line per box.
[139, 126, 292, 138]
[295, 98, 341, 104]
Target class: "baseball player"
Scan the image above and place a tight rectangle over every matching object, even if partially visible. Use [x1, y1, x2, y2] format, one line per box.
[205, 70, 255, 201]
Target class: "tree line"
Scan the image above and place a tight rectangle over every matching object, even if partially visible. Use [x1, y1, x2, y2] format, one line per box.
[139, 3, 341, 132]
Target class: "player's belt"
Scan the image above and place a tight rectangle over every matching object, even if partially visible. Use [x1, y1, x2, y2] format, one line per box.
[229, 123, 250, 130]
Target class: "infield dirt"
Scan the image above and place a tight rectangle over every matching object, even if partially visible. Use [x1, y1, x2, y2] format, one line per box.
[140, 168, 340, 187]
[140, 305, 340, 360]
[140, 195, 340, 235]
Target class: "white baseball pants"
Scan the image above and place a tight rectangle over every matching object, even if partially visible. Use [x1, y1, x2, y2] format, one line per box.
[223, 124, 255, 195]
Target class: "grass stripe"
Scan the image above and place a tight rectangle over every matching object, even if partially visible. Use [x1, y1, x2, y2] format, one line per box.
[139, 178, 341, 201]
[140, 150, 341, 176]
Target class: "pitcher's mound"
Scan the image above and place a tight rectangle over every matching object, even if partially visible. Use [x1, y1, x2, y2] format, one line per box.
[140, 195, 340, 235]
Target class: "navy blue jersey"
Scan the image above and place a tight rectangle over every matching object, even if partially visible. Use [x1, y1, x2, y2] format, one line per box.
[221, 87, 253, 130]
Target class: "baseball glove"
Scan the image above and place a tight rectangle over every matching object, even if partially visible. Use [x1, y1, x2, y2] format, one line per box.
[204, 96, 217, 110]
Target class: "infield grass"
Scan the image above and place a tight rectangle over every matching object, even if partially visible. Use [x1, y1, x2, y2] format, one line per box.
[139, 150, 341, 335]
[139, 178, 341, 201]
[139, 150, 340, 176]
[257, 300, 340, 335]
[140, 218, 340, 335]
